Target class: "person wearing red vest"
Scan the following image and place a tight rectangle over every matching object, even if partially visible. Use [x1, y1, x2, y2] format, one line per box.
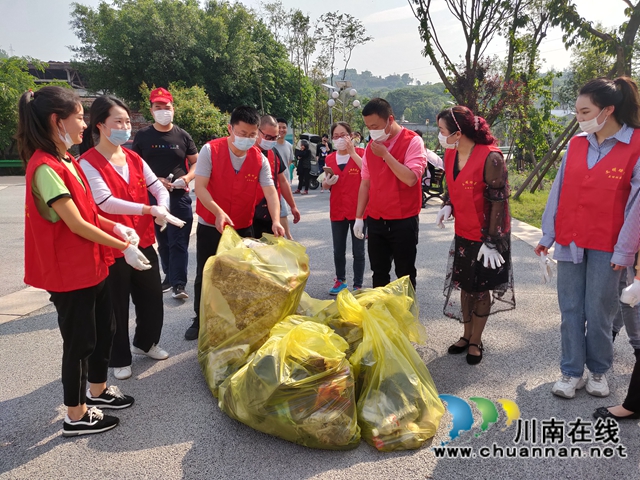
[536, 77, 640, 399]
[322, 121, 366, 294]
[253, 115, 300, 238]
[187, 106, 285, 340]
[436, 106, 514, 366]
[354, 98, 427, 289]
[79, 96, 186, 381]
[17, 87, 148, 436]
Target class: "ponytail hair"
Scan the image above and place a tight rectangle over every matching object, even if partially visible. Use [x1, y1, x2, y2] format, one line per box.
[436, 106, 497, 145]
[82, 95, 132, 153]
[16, 86, 81, 163]
[579, 76, 640, 128]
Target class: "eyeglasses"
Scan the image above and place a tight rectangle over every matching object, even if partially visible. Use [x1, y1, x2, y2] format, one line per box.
[259, 129, 278, 141]
[332, 133, 350, 140]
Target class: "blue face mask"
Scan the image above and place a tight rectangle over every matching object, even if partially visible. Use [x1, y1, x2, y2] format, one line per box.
[232, 131, 257, 151]
[106, 128, 131, 146]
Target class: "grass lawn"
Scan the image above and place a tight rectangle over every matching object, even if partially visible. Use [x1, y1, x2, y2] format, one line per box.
[510, 189, 548, 228]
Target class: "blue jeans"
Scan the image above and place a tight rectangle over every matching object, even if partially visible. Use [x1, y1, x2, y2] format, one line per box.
[557, 249, 623, 377]
[612, 267, 640, 349]
[331, 220, 366, 288]
[150, 191, 193, 288]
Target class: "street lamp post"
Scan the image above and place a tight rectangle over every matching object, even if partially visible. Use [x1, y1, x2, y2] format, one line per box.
[325, 81, 360, 131]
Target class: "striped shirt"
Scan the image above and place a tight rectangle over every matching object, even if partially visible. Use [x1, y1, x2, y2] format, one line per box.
[540, 124, 640, 266]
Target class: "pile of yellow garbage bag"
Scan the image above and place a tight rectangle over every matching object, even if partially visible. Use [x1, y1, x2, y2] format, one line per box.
[199, 228, 444, 451]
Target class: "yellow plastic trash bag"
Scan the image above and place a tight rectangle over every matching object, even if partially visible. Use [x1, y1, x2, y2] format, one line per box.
[199, 227, 309, 396]
[218, 321, 361, 450]
[343, 290, 445, 451]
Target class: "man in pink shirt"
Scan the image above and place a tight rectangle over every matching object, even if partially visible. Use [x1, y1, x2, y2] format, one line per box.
[354, 98, 427, 288]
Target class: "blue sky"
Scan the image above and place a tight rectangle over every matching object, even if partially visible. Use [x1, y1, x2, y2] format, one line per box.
[0, 0, 630, 84]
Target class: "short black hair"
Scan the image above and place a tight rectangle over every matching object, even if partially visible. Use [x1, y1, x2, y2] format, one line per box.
[322, 133, 329, 139]
[362, 98, 394, 119]
[230, 106, 260, 127]
[276, 117, 288, 125]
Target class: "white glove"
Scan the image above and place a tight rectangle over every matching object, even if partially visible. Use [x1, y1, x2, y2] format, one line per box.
[620, 278, 640, 307]
[477, 243, 505, 269]
[150, 205, 186, 230]
[113, 223, 140, 246]
[122, 244, 151, 271]
[170, 177, 189, 191]
[436, 205, 452, 229]
[354, 218, 365, 240]
[325, 174, 339, 186]
[539, 253, 553, 284]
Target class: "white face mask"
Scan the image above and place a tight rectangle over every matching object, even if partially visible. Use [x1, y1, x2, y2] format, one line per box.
[578, 108, 607, 134]
[232, 134, 256, 151]
[57, 124, 74, 150]
[438, 132, 458, 150]
[334, 137, 348, 151]
[153, 109, 174, 126]
[369, 119, 390, 142]
[259, 138, 277, 150]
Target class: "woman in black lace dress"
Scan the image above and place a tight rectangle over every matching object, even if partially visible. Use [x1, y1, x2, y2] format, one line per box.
[435, 106, 515, 365]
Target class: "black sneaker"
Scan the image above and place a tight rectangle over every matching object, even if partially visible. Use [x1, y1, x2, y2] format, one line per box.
[161, 277, 171, 293]
[86, 385, 134, 410]
[185, 318, 199, 341]
[172, 285, 189, 299]
[62, 407, 118, 437]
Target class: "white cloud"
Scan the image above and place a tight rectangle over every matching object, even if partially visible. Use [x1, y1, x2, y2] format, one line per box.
[362, 5, 415, 24]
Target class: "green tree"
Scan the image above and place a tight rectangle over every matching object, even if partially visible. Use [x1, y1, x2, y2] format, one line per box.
[140, 82, 227, 147]
[0, 58, 41, 158]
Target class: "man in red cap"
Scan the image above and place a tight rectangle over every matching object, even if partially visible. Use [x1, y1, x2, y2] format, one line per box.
[132, 87, 198, 300]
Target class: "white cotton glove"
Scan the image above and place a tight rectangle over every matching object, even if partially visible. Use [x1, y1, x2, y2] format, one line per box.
[150, 205, 186, 230]
[436, 205, 452, 229]
[354, 218, 365, 240]
[620, 278, 640, 307]
[477, 243, 505, 269]
[539, 253, 553, 284]
[170, 177, 190, 191]
[122, 244, 151, 271]
[113, 223, 140, 246]
[325, 174, 339, 186]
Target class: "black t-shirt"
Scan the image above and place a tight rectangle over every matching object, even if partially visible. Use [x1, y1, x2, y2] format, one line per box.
[132, 125, 198, 179]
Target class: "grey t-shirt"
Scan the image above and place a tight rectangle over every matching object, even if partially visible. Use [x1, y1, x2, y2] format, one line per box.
[274, 140, 293, 169]
[195, 142, 274, 226]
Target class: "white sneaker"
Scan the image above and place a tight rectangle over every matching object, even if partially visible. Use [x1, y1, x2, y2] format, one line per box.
[586, 371, 610, 397]
[113, 366, 132, 380]
[131, 344, 169, 360]
[551, 375, 585, 398]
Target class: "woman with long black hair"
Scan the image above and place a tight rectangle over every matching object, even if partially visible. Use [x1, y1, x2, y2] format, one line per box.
[79, 95, 185, 380]
[17, 86, 146, 436]
[436, 105, 515, 365]
[536, 77, 640, 399]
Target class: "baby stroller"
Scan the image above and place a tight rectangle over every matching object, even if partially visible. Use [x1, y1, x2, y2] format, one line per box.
[299, 132, 321, 190]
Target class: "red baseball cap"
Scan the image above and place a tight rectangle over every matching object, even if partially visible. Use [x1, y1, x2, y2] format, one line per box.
[149, 87, 173, 104]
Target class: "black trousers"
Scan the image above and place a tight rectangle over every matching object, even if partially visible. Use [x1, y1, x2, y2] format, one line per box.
[48, 280, 115, 407]
[107, 245, 163, 368]
[297, 167, 311, 191]
[623, 349, 640, 412]
[193, 223, 254, 320]
[366, 215, 419, 289]
[252, 218, 273, 239]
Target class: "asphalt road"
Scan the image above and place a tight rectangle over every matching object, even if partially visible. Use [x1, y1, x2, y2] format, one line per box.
[1, 178, 638, 479]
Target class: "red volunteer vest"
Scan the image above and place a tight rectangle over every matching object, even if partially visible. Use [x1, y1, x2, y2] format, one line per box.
[365, 128, 422, 220]
[24, 150, 110, 292]
[326, 149, 365, 221]
[555, 132, 639, 252]
[444, 144, 502, 242]
[80, 147, 156, 259]
[254, 149, 280, 206]
[196, 138, 263, 229]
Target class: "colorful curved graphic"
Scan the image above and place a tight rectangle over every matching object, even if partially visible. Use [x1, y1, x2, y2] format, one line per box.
[469, 396, 499, 437]
[497, 398, 521, 430]
[439, 394, 474, 444]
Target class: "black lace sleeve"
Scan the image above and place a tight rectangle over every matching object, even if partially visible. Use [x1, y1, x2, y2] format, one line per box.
[481, 151, 511, 251]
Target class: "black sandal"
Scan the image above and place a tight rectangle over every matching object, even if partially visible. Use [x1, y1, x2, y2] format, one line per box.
[466, 343, 484, 365]
[448, 337, 470, 355]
